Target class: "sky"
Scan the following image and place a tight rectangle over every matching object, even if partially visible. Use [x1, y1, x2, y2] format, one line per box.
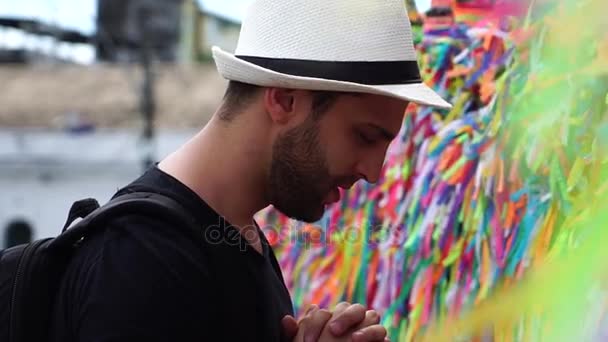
[0, 0, 433, 31]
[0, 0, 432, 63]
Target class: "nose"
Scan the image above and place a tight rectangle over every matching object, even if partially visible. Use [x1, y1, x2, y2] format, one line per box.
[355, 153, 386, 184]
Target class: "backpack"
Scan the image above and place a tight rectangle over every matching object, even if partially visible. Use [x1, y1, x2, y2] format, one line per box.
[0, 192, 202, 342]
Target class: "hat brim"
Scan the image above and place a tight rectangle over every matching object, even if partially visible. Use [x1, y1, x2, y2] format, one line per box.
[212, 46, 452, 110]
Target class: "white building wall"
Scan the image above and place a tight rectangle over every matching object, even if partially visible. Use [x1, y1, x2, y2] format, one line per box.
[0, 129, 196, 248]
[0, 169, 137, 245]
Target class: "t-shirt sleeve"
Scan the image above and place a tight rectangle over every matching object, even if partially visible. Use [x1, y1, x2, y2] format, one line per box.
[73, 215, 214, 342]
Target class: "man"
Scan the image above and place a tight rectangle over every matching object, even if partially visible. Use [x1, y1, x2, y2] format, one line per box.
[50, 0, 450, 341]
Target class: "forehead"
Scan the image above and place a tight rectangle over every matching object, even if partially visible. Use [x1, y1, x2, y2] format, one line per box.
[327, 93, 408, 130]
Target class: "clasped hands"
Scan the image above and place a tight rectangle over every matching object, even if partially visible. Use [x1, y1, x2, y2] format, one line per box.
[282, 302, 389, 342]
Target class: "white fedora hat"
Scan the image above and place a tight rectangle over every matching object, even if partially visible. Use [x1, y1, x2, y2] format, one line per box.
[212, 0, 452, 109]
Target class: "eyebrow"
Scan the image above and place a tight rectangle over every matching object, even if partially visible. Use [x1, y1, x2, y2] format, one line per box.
[364, 123, 398, 141]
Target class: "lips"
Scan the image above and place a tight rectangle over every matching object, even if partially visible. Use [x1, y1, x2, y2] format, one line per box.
[337, 179, 358, 191]
[323, 179, 357, 205]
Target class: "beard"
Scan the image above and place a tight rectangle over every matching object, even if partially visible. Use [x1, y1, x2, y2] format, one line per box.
[267, 117, 334, 223]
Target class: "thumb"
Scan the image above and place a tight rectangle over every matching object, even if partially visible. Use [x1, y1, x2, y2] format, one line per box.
[281, 315, 299, 341]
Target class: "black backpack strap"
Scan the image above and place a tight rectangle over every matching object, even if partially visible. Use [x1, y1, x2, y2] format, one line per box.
[6, 193, 203, 342]
[48, 192, 200, 252]
[62, 198, 101, 233]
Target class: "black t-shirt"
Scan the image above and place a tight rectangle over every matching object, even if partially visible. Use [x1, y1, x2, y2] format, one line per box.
[50, 167, 294, 341]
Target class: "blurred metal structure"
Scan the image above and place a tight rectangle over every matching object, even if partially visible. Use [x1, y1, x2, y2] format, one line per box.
[179, 0, 241, 63]
[97, 0, 182, 167]
[96, 0, 182, 63]
[0, 17, 91, 44]
[95, 0, 239, 168]
[138, 6, 158, 169]
[0, 17, 92, 64]
[96, 0, 240, 64]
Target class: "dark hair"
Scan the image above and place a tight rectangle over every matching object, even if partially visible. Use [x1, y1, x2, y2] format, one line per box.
[217, 81, 340, 122]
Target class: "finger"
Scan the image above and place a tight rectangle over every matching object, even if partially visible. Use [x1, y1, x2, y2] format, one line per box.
[294, 316, 311, 341]
[351, 324, 388, 342]
[329, 303, 366, 336]
[281, 315, 299, 341]
[293, 306, 320, 341]
[302, 309, 332, 342]
[298, 304, 319, 324]
[304, 304, 319, 316]
[332, 301, 351, 316]
[357, 310, 381, 328]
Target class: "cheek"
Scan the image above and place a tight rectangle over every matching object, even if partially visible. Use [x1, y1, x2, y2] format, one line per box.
[374, 143, 392, 167]
[321, 131, 359, 175]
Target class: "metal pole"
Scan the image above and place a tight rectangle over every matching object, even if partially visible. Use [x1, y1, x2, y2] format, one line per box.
[139, 9, 156, 171]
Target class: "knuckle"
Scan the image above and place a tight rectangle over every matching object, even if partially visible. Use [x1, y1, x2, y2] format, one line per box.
[336, 301, 351, 308]
[331, 302, 353, 322]
[299, 317, 311, 327]
[317, 309, 332, 317]
[351, 303, 366, 311]
[313, 309, 332, 324]
[362, 325, 387, 340]
[346, 304, 367, 319]
[305, 304, 319, 314]
[354, 325, 387, 342]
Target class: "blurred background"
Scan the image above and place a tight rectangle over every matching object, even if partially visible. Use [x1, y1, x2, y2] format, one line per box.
[4, 1, 608, 340]
[0, 0, 433, 249]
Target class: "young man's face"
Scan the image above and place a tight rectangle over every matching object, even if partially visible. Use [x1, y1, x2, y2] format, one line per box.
[267, 92, 408, 223]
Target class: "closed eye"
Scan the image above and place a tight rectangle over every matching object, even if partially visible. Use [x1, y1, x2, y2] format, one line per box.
[356, 123, 397, 145]
[357, 131, 376, 145]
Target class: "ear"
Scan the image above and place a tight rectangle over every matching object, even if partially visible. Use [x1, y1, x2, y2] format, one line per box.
[263, 88, 296, 124]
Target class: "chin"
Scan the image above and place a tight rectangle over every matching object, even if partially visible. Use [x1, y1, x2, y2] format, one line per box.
[279, 205, 325, 223]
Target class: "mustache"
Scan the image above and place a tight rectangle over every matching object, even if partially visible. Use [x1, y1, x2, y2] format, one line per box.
[332, 176, 360, 189]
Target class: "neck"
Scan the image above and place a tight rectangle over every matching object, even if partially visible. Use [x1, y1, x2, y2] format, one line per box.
[158, 114, 271, 252]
